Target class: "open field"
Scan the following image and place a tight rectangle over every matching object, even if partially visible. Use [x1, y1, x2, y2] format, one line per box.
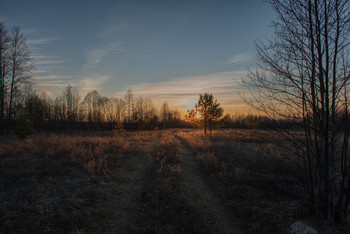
[0, 129, 348, 233]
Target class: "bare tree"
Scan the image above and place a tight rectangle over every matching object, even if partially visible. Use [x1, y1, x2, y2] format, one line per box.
[114, 98, 126, 122]
[63, 85, 80, 122]
[143, 97, 156, 123]
[82, 90, 101, 123]
[54, 96, 66, 122]
[0, 23, 9, 133]
[133, 97, 144, 122]
[105, 97, 116, 124]
[160, 101, 169, 129]
[132, 97, 156, 124]
[243, 0, 350, 223]
[124, 88, 133, 122]
[7, 26, 33, 127]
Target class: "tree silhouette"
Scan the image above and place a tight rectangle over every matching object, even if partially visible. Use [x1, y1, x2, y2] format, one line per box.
[8, 26, 33, 129]
[185, 93, 223, 135]
[160, 101, 169, 129]
[243, 0, 350, 223]
[124, 88, 133, 123]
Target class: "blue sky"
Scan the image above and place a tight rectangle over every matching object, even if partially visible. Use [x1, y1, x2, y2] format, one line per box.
[1, 0, 275, 114]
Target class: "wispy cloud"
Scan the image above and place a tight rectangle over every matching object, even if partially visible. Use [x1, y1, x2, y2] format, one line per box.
[226, 53, 255, 65]
[33, 74, 71, 81]
[32, 55, 65, 66]
[114, 70, 250, 114]
[32, 73, 78, 97]
[81, 44, 125, 73]
[33, 70, 47, 74]
[33, 73, 110, 98]
[27, 37, 57, 45]
[78, 75, 110, 96]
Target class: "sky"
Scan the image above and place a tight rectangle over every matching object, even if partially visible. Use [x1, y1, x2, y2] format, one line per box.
[0, 0, 275, 115]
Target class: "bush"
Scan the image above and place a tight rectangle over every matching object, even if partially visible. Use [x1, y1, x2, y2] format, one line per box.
[245, 114, 259, 129]
[14, 112, 35, 139]
[113, 122, 126, 136]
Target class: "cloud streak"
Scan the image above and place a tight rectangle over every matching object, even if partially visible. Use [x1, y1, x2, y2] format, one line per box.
[81, 44, 125, 73]
[31, 55, 65, 67]
[78, 75, 111, 96]
[27, 37, 57, 45]
[227, 53, 255, 65]
[33, 73, 110, 98]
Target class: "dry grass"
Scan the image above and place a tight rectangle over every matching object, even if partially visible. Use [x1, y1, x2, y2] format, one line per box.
[0, 131, 156, 177]
[0, 131, 159, 233]
[176, 129, 304, 233]
[133, 132, 220, 233]
[2, 129, 339, 233]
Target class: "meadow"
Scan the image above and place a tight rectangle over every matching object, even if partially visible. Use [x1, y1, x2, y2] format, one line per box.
[0, 129, 345, 233]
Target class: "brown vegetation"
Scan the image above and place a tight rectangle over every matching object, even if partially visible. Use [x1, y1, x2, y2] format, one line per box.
[1, 129, 348, 233]
[133, 133, 220, 233]
[176, 130, 308, 232]
[0, 131, 157, 233]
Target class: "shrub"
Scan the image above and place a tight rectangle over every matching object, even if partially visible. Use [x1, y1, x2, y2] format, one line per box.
[245, 114, 259, 129]
[14, 112, 35, 139]
[113, 122, 125, 136]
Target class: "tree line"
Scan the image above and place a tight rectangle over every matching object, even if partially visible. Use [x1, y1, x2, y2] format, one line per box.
[24, 86, 185, 131]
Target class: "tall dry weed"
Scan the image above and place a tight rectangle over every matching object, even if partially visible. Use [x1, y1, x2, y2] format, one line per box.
[0, 131, 157, 177]
[196, 152, 220, 172]
[176, 130, 211, 152]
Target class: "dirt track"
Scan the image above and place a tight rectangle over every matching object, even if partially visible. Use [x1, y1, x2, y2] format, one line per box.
[176, 135, 242, 234]
[105, 131, 241, 233]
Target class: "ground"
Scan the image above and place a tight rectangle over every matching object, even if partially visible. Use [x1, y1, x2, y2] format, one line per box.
[0, 129, 348, 233]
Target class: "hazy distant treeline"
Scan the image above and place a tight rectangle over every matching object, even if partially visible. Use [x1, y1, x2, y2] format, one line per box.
[7, 82, 285, 132]
[22, 86, 186, 132]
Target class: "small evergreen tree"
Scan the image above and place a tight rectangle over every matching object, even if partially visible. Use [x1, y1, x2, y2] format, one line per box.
[113, 122, 125, 136]
[14, 111, 34, 139]
[185, 93, 224, 135]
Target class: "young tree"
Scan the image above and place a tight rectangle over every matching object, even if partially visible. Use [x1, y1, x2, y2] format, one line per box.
[14, 111, 34, 139]
[64, 84, 80, 123]
[243, 0, 350, 222]
[185, 93, 223, 135]
[124, 88, 133, 122]
[160, 101, 169, 129]
[114, 98, 126, 122]
[82, 90, 101, 123]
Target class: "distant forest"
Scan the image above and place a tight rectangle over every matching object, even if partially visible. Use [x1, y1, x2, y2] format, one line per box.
[8, 83, 276, 132]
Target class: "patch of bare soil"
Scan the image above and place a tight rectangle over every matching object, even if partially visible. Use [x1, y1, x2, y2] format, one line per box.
[176, 135, 243, 234]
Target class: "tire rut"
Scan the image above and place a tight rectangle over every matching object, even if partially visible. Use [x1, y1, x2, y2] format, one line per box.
[175, 134, 243, 234]
[103, 136, 160, 233]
